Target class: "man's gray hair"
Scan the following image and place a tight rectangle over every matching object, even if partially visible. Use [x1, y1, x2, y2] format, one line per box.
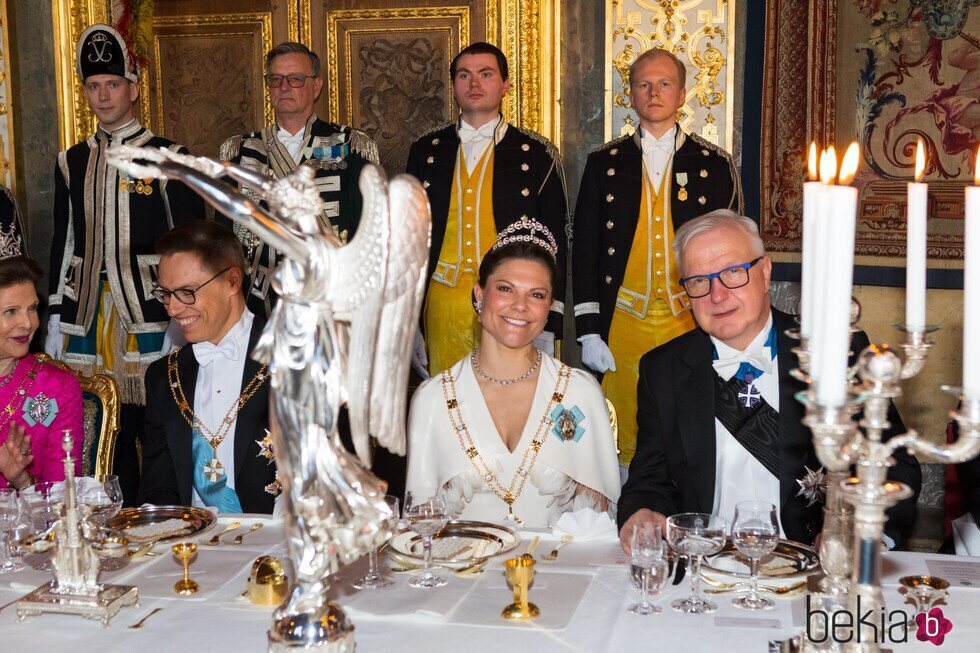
[265, 42, 321, 78]
[673, 209, 766, 276]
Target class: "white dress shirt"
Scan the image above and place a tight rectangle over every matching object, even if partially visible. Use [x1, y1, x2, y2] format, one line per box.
[639, 125, 677, 191]
[709, 312, 784, 534]
[277, 125, 306, 163]
[458, 117, 506, 171]
[190, 309, 254, 508]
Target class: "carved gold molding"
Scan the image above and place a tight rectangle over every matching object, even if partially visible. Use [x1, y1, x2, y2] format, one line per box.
[0, 0, 16, 189]
[53, 0, 112, 150]
[152, 13, 275, 131]
[604, 0, 736, 151]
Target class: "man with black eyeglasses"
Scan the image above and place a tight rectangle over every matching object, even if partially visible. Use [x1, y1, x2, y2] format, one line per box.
[219, 41, 379, 318]
[140, 221, 276, 514]
[617, 209, 921, 553]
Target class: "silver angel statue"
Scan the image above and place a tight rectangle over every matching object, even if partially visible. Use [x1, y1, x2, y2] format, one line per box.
[107, 145, 431, 650]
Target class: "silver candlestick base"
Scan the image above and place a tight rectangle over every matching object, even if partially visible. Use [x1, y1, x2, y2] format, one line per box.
[16, 582, 139, 628]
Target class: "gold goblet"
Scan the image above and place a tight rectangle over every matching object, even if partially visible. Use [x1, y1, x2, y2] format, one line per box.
[502, 556, 540, 620]
[171, 542, 199, 596]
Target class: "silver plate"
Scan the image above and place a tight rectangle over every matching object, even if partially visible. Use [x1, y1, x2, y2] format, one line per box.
[702, 538, 820, 579]
[388, 520, 519, 568]
[107, 505, 217, 543]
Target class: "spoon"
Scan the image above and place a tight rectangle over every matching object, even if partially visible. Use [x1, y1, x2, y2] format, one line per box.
[522, 536, 541, 560]
[228, 522, 263, 545]
[542, 535, 573, 561]
[203, 521, 242, 546]
[128, 607, 164, 629]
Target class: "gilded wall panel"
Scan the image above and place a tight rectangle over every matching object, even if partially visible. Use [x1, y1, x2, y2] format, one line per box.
[605, 0, 737, 152]
[150, 14, 273, 156]
[0, 0, 15, 189]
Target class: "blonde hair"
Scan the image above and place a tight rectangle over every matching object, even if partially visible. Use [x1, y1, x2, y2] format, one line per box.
[628, 48, 686, 88]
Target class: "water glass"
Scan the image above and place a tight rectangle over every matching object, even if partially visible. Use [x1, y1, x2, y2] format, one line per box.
[404, 490, 450, 589]
[666, 513, 728, 614]
[731, 501, 779, 610]
[0, 488, 25, 573]
[20, 481, 63, 571]
[352, 495, 400, 590]
[628, 522, 669, 615]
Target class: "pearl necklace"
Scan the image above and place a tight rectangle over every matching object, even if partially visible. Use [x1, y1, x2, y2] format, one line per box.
[470, 349, 542, 386]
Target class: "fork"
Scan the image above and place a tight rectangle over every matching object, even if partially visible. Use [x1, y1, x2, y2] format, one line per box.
[128, 607, 164, 629]
[542, 535, 574, 561]
[702, 579, 807, 596]
[203, 521, 241, 546]
[227, 522, 263, 545]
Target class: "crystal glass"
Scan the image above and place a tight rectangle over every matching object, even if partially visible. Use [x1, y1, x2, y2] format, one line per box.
[81, 476, 125, 571]
[666, 513, 728, 614]
[627, 522, 669, 615]
[0, 487, 25, 573]
[352, 495, 400, 590]
[20, 481, 64, 571]
[730, 501, 780, 610]
[404, 490, 449, 589]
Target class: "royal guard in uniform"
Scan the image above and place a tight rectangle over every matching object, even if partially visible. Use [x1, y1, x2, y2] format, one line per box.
[219, 42, 379, 318]
[46, 24, 205, 501]
[406, 42, 568, 377]
[0, 185, 27, 255]
[572, 48, 744, 469]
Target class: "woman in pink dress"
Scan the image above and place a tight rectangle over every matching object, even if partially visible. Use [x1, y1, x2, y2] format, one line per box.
[0, 254, 83, 490]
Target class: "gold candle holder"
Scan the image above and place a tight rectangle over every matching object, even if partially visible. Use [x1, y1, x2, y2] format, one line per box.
[502, 556, 539, 620]
[171, 543, 199, 596]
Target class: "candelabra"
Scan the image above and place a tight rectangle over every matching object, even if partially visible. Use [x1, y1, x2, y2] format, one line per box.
[787, 323, 980, 653]
[16, 431, 139, 626]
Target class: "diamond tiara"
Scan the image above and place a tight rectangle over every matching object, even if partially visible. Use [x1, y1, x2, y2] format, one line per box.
[0, 224, 23, 262]
[490, 218, 558, 261]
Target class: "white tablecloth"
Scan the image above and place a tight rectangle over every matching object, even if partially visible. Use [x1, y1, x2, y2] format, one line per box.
[1, 518, 977, 652]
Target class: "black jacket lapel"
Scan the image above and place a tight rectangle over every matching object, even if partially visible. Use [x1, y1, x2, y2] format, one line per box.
[774, 308, 808, 508]
[233, 316, 269, 483]
[169, 346, 198, 506]
[676, 331, 717, 513]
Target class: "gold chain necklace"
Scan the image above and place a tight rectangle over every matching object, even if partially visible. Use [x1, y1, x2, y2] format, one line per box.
[167, 347, 269, 482]
[440, 359, 571, 524]
[0, 358, 42, 431]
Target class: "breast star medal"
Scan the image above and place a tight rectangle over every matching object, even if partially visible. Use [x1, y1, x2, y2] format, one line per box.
[796, 466, 828, 506]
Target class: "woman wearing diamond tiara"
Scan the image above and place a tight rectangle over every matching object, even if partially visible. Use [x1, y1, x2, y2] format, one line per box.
[406, 219, 620, 528]
[0, 234, 83, 489]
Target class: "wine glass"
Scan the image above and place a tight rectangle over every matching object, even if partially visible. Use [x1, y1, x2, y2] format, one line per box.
[21, 481, 63, 571]
[731, 501, 779, 610]
[628, 522, 669, 615]
[404, 490, 450, 589]
[352, 495, 400, 590]
[666, 513, 728, 614]
[82, 475, 122, 527]
[0, 488, 25, 573]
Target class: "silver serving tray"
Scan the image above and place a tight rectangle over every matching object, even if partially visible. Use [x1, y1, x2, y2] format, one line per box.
[107, 505, 216, 543]
[702, 538, 820, 579]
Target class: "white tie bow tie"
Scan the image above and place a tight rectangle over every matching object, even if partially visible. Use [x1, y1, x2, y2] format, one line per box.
[193, 339, 242, 366]
[712, 351, 773, 377]
[641, 137, 674, 155]
[458, 123, 496, 144]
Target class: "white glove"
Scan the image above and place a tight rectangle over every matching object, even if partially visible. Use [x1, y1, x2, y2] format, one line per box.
[411, 329, 430, 379]
[579, 333, 616, 373]
[533, 331, 555, 357]
[44, 315, 63, 359]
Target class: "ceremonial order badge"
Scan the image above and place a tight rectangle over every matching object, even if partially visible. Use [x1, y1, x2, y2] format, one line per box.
[550, 405, 585, 442]
[796, 466, 828, 506]
[256, 430, 281, 496]
[22, 394, 59, 427]
[676, 172, 689, 201]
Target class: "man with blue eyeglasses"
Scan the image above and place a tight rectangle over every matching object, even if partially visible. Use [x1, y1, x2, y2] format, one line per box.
[617, 209, 921, 553]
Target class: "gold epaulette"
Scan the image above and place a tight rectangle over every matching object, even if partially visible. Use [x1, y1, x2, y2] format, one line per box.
[348, 128, 380, 165]
[591, 134, 631, 154]
[219, 134, 243, 162]
[516, 125, 559, 161]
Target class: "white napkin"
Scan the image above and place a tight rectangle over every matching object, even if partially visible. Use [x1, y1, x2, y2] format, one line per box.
[952, 513, 980, 556]
[552, 509, 618, 541]
[20, 476, 103, 500]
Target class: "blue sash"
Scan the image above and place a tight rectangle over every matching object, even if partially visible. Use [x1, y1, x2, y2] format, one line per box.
[191, 429, 242, 513]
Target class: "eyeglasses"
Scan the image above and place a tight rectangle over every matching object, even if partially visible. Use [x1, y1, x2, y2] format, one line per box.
[679, 257, 763, 298]
[151, 267, 231, 305]
[264, 73, 317, 88]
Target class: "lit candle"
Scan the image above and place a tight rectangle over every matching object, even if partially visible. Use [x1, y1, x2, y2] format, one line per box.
[801, 142, 820, 339]
[816, 143, 859, 407]
[964, 148, 980, 398]
[906, 139, 928, 329]
[810, 146, 838, 387]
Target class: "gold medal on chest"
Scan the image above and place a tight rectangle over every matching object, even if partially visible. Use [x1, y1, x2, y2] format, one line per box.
[678, 187, 688, 202]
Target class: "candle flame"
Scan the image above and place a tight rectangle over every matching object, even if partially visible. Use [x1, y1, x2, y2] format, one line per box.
[839, 143, 859, 185]
[807, 142, 818, 181]
[914, 139, 925, 182]
[819, 146, 837, 185]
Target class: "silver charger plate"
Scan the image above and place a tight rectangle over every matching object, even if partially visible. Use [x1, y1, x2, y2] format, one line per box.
[107, 505, 217, 543]
[387, 520, 519, 569]
[702, 538, 820, 579]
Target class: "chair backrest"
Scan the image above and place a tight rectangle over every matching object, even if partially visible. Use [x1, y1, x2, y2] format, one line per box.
[606, 398, 620, 455]
[35, 354, 121, 479]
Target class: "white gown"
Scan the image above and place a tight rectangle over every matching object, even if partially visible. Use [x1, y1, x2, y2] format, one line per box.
[406, 354, 621, 528]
